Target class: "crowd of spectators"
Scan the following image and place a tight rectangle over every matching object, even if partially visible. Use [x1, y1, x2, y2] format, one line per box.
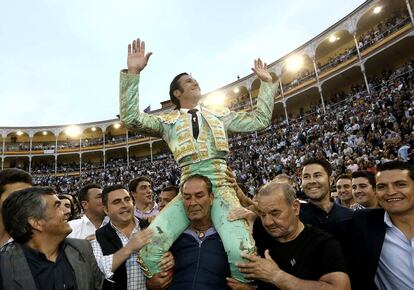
[5, 143, 31, 151]
[3, 134, 147, 153]
[230, 59, 414, 193]
[33, 153, 181, 195]
[5, 141, 81, 152]
[318, 9, 411, 73]
[81, 138, 103, 147]
[318, 47, 358, 73]
[226, 8, 412, 112]
[283, 69, 316, 92]
[358, 9, 411, 51]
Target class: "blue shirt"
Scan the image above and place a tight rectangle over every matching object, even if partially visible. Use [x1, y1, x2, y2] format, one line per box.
[169, 227, 230, 290]
[374, 212, 414, 290]
[183, 226, 217, 243]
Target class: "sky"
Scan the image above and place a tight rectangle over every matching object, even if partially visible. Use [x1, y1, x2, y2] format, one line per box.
[0, 0, 366, 127]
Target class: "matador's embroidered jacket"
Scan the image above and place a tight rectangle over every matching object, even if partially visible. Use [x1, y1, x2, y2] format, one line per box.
[119, 71, 278, 168]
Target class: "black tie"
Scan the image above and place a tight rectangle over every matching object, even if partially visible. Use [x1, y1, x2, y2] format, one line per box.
[188, 109, 199, 139]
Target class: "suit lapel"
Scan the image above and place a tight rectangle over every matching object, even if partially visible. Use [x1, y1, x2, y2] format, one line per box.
[11, 245, 37, 289]
[367, 210, 387, 270]
[65, 241, 87, 290]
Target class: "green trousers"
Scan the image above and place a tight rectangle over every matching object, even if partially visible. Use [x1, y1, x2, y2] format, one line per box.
[138, 159, 255, 283]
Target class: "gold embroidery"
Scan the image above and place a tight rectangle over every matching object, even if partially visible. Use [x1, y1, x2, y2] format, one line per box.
[211, 159, 224, 165]
[213, 162, 224, 188]
[198, 123, 209, 142]
[208, 121, 221, 127]
[216, 141, 229, 151]
[198, 143, 208, 152]
[173, 143, 197, 161]
[176, 114, 189, 132]
[191, 154, 200, 162]
[181, 166, 191, 181]
[201, 111, 230, 152]
[219, 186, 239, 208]
[177, 131, 192, 144]
[157, 110, 180, 124]
[173, 113, 198, 160]
[198, 123, 209, 159]
[199, 150, 209, 160]
[212, 129, 225, 138]
[176, 123, 186, 133]
[137, 253, 152, 278]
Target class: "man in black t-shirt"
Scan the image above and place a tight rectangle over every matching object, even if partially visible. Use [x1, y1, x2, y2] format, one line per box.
[237, 182, 350, 290]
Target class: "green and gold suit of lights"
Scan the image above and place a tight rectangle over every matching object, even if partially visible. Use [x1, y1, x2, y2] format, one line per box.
[119, 71, 277, 282]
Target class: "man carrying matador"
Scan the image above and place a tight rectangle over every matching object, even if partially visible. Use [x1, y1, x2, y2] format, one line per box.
[119, 38, 277, 283]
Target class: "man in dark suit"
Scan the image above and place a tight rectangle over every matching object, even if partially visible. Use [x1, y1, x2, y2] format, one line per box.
[350, 161, 414, 290]
[0, 186, 103, 290]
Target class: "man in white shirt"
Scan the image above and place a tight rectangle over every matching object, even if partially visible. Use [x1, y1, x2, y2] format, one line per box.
[91, 184, 154, 290]
[128, 177, 159, 226]
[350, 161, 414, 289]
[69, 183, 106, 239]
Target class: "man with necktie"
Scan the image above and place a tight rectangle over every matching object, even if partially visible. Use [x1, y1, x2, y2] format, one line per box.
[119, 38, 278, 283]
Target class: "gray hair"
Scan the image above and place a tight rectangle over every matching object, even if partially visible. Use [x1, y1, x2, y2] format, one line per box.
[2, 186, 54, 243]
[257, 181, 297, 206]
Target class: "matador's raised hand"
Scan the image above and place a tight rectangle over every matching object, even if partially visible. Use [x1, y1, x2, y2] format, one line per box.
[251, 58, 273, 83]
[127, 38, 153, 74]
